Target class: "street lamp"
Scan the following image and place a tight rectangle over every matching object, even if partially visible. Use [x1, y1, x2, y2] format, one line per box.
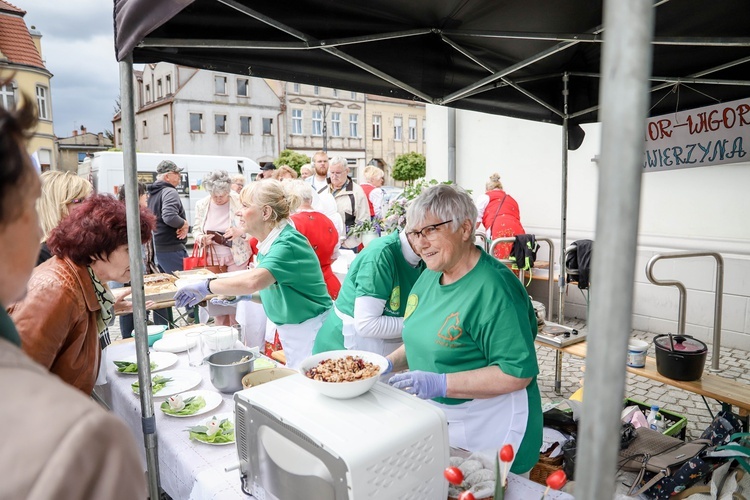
[319, 102, 330, 153]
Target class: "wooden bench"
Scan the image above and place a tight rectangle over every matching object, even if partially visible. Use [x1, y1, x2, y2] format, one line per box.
[541, 340, 750, 414]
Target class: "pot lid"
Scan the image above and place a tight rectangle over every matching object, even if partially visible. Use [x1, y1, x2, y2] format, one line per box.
[654, 335, 707, 353]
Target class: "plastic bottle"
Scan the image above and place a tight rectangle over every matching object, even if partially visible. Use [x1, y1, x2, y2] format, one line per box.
[653, 412, 666, 432]
[647, 405, 660, 430]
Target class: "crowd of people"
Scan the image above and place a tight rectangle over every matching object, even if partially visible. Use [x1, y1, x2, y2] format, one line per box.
[1, 79, 540, 495]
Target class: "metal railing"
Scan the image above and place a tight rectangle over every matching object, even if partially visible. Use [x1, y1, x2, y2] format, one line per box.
[645, 251, 724, 372]
[489, 236, 555, 322]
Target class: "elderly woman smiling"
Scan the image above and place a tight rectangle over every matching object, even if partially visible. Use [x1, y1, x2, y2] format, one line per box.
[176, 179, 332, 368]
[386, 184, 542, 475]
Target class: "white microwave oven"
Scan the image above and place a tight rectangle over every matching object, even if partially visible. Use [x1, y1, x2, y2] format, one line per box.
[234, 374, 449, 499]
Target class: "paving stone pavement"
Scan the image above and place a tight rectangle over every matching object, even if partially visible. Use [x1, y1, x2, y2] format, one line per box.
[537, 319, 750, 440]
[111, 311, 748, 440]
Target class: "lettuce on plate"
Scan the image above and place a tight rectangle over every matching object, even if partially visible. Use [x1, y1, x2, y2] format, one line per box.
[114, 360, 157, 373]
[160, 396, 206, 416]
[131, 375, 173, 394]
[188, 417, 234, 444]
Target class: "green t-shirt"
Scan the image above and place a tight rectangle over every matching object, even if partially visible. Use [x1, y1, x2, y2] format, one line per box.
[257, 225, 332, 325]
[402, 250, 542, 473]
[313, 231, 423, 353]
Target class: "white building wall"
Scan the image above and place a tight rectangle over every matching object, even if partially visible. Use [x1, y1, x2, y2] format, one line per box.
[426, 105, 750, 350]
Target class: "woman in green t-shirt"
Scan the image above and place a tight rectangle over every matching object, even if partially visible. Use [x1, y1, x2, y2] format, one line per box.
[385, 184, 543, 475]
[175, 179, 332, 368]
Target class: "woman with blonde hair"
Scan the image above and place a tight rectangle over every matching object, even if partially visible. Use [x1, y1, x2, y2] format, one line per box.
[361, 165, 386, 218]
[475, 172, 525, 259]
[275, 165, 298, 181]
[37, 170, 92, 265]
[176, 179, 332, 368]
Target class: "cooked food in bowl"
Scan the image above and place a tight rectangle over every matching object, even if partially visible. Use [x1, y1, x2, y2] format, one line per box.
[305, 356, 381, 383]
[298, 350, 389, 399]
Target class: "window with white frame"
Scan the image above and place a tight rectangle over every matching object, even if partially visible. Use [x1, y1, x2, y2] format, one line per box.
[142, 120, 148, 138]
[262, 117, 273, 135]
[313, 86, 320, 95]
[351, 91, 357, 99]
[157, 79, 163, 98]
[422, 119, 426, 141]
[35, 85, 49, 120]
[331, 112, 341, 137]
[240, 116, 252, 135]
[163, 114, 170, 134]
[349, 113, 359, 137]
[291, 109, 303, 134]
[0, 83, 15, 109]
[214, 75, 227, 95]
[145, 84, 151, 103]
[189, 113, 203, 133]
[394, 116, 403, 141]
[372, 115, 381, 140]
[408, 118, 417, 141]
[215, 114, 227, 133]
[292, 83, 300, 93]
[237, 78, 249, 97]
[332, 89, 338, 97]
[165, 75, 172, 94]
[312, 110, 322, 136]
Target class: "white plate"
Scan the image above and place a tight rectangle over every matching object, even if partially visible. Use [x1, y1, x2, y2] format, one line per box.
[132, 369, 202, 398]
[159, 390, 223, 418]
[190, 412, 235, 446]
[114, 352, 178, 375]
[153, 332, 198, 353]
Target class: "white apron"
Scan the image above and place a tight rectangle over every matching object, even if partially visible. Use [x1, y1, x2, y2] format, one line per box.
[277, 309, 330, 369]
[431, 389, 529, 472]
[336, 305, 403, 357]
[235, 299, 268, 350]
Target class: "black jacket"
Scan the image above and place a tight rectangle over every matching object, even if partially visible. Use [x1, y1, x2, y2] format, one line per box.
[147, 180, 187, 252]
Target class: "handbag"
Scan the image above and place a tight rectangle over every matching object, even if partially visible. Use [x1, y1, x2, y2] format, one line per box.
[200, 244, 228, 274]
[183, 245, 207, 271]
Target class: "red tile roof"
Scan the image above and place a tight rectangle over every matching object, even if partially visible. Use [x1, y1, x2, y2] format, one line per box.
[0, 3, 45, 69]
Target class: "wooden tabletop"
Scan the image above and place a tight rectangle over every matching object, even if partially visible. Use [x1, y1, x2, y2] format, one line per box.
[543, 340, 750, 412]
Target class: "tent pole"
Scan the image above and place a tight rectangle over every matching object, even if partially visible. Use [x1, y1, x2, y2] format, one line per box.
[576, 1, 654, 498]
[556, 74, 569, 396]
[119, 55, 161, 499]
[447, 107, 456, 183]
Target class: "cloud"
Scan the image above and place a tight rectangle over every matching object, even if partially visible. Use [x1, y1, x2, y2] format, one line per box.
[21, 0, 120, 135]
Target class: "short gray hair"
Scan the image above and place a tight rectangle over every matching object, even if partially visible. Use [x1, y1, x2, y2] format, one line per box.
[406, 184, 477, 239]
[328, 156, 349, 171]
[283, 179, 314, 205]
[203, 170, 232, 195]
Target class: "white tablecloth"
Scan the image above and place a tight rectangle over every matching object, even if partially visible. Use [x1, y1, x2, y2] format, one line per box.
[96, 339, 250, 500]
[98, 337, 574, 500]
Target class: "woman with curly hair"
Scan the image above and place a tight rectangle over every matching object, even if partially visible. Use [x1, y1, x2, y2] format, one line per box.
[8, 194, 155, 394]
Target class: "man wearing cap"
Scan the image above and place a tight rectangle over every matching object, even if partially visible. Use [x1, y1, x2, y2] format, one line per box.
[148, 160, 190, 283]
[258, 162, 276, 179]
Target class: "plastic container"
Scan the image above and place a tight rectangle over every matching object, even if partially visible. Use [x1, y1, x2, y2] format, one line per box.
[625, 398, 687, 439]
[627, 339, 649, 368]
[647, 404, 660, 430]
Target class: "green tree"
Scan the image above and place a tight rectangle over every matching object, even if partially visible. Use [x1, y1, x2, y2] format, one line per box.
[275, 149, 310, 175]
[391, 152, 426, 185]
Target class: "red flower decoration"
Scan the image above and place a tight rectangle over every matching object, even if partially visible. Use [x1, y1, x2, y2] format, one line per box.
[458, 491, 476, 500]
[443, 466, 464, 486]
[546, 469, 567, 490]
[499, 444, 514, 463]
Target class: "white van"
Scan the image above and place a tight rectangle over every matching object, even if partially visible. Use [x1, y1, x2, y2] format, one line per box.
[78, 152, 261, 226]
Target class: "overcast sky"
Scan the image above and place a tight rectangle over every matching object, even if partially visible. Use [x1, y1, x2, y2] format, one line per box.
[21, 0, 123, 137]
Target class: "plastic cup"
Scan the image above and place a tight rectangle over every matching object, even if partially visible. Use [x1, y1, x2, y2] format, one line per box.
[186, 331, 204, 367]
[214, 326, 235, 351]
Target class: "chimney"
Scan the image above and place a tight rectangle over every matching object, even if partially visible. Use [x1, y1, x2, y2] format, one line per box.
[81, 126, 87, 134]
[73, 130, 78, 136]
[97, 132, 104, 145]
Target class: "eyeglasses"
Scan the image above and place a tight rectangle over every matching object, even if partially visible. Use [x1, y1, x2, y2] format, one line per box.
[69, 198, 85, 205]
[406, 220, 453, 241]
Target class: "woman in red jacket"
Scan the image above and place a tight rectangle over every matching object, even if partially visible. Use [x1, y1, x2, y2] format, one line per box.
[476, 173, 525, 259]
[286, 180, 341, 300]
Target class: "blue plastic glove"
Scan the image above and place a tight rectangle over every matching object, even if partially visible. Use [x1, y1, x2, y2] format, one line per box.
[387, 370, 447, 399]
[209, 295, 252, 307]
[174, 280, 210, 308]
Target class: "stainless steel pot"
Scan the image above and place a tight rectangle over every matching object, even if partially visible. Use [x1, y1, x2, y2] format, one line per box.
[205, 349, 257, 393]
[531, 300, 546, 326]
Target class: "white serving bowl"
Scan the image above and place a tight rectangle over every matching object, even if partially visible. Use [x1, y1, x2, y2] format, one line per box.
[298, 350, 389, 399]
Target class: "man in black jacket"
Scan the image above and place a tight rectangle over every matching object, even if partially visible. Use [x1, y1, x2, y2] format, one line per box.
[147, 160, 189, 274]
